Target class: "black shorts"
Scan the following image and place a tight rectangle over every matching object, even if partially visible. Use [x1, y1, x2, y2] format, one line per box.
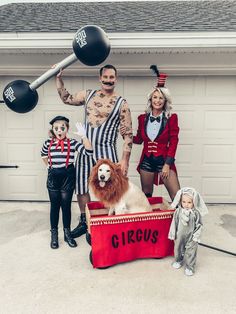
[139, 155, 165, 173]
[47, 164, 76, 192]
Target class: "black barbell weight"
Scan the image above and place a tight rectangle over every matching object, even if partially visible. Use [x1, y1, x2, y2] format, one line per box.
[2, 25, 110, 113]
[73, 25, 110, 66]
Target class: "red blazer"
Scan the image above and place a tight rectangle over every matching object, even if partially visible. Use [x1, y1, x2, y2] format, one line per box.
[133, 112, 179, 185]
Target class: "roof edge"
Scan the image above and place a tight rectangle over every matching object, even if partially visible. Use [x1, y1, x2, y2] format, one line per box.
[0, 32, 236, 50]
[1, 64, 236, 77]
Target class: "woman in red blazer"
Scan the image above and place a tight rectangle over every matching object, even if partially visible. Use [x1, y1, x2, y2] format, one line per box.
[133, 79, 180, 201]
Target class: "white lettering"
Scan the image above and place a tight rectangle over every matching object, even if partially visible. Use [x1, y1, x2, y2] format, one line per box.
[75, 30, 87, 48]
[4, 87, 16, 102]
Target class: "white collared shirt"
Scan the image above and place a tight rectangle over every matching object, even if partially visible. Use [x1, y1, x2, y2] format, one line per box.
[147, 112, 163, 141]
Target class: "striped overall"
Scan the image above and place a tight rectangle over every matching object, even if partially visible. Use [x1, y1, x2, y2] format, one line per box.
[75, 90, 125, 194]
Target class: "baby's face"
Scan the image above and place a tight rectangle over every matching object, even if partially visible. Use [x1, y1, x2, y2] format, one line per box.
[181, 194, 194, 210]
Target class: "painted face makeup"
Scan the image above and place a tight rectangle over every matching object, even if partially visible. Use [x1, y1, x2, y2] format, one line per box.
[52, 121, 68, 140]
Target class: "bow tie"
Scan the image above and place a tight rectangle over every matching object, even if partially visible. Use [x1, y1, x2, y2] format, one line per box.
[55, 139, 65, 152]
[150, 116, 161, 123]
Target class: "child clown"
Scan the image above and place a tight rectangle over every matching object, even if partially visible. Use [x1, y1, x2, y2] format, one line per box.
[168, 187, 208, 276]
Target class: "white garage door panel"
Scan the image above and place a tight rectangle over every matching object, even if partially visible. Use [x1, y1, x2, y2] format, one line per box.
[205, 77, 236, 96]
[202, 176, 232, 196]
[1, 75, 236, 202]
[1, 170, 47, 200]
[8, 174, 37, 194]
[205, 111, 234, 131]
[202, 144, 233, 165]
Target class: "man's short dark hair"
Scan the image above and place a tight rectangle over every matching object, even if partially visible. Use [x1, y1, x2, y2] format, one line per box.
[99, 64, 117, 76]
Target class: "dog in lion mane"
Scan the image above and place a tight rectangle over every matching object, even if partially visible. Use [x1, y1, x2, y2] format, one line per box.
[89, 159, 151, 215]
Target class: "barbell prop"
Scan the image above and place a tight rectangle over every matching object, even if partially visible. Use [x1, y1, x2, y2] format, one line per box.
[2, 25, 110, 113]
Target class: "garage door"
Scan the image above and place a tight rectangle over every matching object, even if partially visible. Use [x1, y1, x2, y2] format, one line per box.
[1, 75, 236, 202]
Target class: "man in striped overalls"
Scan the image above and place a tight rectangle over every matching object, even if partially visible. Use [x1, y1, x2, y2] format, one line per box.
[55, 65, 133, 238]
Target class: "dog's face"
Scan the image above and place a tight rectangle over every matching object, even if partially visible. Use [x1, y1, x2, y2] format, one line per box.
[98, 163, 111, 184]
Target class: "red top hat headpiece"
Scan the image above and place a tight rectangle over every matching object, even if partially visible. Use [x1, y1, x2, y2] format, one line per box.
[150, 65, 168, 88]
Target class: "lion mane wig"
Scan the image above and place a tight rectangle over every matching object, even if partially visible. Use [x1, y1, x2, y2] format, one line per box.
[89, 159, 129, 207]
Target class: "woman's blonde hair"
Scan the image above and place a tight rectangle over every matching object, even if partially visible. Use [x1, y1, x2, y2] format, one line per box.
[145, 87, 172, 118]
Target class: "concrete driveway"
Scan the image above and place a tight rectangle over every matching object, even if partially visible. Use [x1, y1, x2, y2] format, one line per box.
[0, 201, 235, 314]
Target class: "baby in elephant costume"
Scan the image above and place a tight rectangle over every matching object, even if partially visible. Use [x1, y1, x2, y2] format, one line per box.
[168, 187, 208, 276]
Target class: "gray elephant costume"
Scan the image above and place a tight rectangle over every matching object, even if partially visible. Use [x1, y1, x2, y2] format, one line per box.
[168, 187, 208, 275]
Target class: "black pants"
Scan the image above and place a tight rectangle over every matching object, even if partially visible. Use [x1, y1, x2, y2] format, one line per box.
[47, 165, 75, 229]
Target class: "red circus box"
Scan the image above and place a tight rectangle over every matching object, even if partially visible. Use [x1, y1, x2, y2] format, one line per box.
[85, 197, 174, 268]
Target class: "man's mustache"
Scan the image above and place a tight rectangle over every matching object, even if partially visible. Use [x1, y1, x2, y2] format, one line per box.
[102, 81, 114, 86]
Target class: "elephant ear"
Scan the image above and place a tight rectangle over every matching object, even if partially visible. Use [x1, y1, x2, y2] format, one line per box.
[171, 189, 182, 209]
[193, 193, 209, 216]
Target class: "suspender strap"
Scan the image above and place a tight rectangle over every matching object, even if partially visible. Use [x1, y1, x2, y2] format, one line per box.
[65, 138, 71, 168]
[84, 90, 97, 124]
[48, 138, 54, 168]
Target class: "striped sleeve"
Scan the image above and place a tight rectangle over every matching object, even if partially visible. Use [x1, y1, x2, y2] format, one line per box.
[72, 139, 93, 156]
[41, 139, 50, 157]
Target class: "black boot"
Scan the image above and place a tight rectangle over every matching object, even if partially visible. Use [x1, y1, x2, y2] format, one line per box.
[64, 228, 77, 248]
[70, 214, 87, 239]
[50, 228, 59, 249]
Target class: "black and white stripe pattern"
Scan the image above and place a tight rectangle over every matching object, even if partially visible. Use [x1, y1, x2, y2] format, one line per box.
[41, 138, 93, 169]
[75, 90, 124, 194]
